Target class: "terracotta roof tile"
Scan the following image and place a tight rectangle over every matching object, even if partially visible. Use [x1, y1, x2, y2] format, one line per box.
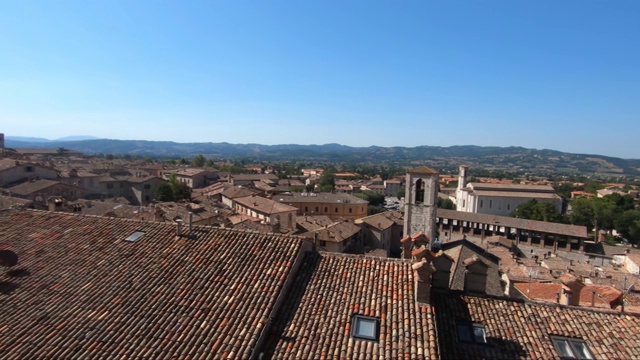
[263, 252, 439, 359]
[432, 291, 640, 359]
[0, 209, 304, 359]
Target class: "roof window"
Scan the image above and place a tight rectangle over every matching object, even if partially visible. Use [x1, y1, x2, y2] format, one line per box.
[125, 231, 145, 242]
[456, 322, 487, 344]
[351, 315, 379, 342]
[550, 336, 593, 359]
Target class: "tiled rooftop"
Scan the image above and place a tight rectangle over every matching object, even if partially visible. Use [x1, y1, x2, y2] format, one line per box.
[0, 209, 304, 359]
[264, 252, 439, 359]
[432, 291, 640, 359]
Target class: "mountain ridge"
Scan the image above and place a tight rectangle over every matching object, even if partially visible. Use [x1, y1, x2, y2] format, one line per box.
[4, 137, 639, 176]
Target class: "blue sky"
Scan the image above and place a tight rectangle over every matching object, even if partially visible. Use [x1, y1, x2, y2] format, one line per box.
[1, 1, 638, 158]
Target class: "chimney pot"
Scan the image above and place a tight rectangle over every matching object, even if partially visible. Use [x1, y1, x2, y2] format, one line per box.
[176, 219, 183, 237]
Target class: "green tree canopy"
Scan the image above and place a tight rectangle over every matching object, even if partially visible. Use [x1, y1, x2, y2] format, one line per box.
[192, 154, 206, 167]
[511, 199, 564, 223]
[354, 190, 385, 207]
[437, 197, 455, 210]
[317, 171, 335, 192]
[154, 183, 174, 202]
[615, 210, 640, 244]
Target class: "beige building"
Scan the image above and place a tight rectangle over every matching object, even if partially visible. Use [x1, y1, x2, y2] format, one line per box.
[301, 219, 361, 253]
[163, 168, 219, 189]
[7, 179, 85, 205]
[234, 195, 298, 230]
[274, 192, 368, 220]
[0, 159, 59, 187]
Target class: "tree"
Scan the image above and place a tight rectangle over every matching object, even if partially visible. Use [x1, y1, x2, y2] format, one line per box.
[396, 187, 405, 199]
[354, 190, 385, 207]
[511, 199, 564, 223]
[57, 147, 68, 156]
[192, 154, 206, 167]
[155, 183, 174, 202]
[437, 198, 455, 210]
[570, 197, 616, 240]
[317, 171, 335, 192]
[615, 210, 640, 244]
[168, 173, 191, 201]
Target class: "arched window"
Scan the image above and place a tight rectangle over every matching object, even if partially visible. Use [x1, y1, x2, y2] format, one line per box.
[415, 179, 425, 203]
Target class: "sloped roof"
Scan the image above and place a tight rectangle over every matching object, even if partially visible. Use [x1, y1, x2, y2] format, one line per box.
[441, 239, 504, 296]
[407, 166, 439, 174]
[7, 180, 82, 196]
[263, 252, 439, 359]
[432, 291, 640, 359]
[301, 219, 361, 243]
[436, 209, 589, 238]
[221, 186, 260, 199]
[0, 209, 304, 359]
[235, 195, 298, 215]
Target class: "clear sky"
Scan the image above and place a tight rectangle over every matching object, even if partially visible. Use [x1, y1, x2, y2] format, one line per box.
[1, 1, 638, 158]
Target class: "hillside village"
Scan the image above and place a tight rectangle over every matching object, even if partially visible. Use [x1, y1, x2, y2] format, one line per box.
[2, 144, 640, 358]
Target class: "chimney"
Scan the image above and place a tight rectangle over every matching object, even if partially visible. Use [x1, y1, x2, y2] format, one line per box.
[401, 235, 412, 260]
[412, 258, 435, 304]
[188, 212, 193, 231]
[176, 219, 183, 237]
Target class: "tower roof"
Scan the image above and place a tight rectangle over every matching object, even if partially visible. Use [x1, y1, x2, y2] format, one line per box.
[407, 166, 439, 175]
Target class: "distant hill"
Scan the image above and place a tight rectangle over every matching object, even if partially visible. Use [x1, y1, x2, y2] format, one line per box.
[6, 135, 100, 142]
[4, 138, 640, 176]
[54, 135, 101, 141]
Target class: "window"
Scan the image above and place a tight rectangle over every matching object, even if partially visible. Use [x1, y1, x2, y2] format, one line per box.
[107, 183, 114, 189]
[319, 240, 327, 247]
[125, 231, 145, 242]
[25, 166, 34, 172]
[349, 208, 352, 213]
[315, 207, 319, 212]
[507, 204, 510, 210]
[551, 336, 593, 359]
[324, 207, 328, 213]
[456, 322, 487, 344]
[144, 184, 151, 190]
[351, 315, 379, 341]
[415, 179, 425, 203]
[335, 207, 338, 213]
[480, 200, 483, 208]
[489, 200, 492, 208]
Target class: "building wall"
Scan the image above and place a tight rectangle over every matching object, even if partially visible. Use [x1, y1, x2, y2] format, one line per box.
[0, 164, 59, 187]
[384, 181, 402, 197]
[286, 201, 367, 220]
[26, 184, 85, 204]
[457, 192, 562, 217]
[61, 176, 103, 195]
[234, 203, 297, 230]
[131, 178, 166, 205]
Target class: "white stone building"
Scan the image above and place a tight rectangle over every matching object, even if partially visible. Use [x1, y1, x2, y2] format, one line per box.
[455, 165, 562, 216]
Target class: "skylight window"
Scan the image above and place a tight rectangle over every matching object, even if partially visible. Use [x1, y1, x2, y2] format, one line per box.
[551, 336, 593, 360]
[125, 231, 144, 242]
[456, 322, 487, 344]
[351, 315, 379, 341]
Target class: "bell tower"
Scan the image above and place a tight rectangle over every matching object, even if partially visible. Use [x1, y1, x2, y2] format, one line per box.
[403, 166, 439, 247]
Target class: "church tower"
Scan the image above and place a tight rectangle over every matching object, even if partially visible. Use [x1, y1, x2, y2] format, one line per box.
[403, 166, 439, 248]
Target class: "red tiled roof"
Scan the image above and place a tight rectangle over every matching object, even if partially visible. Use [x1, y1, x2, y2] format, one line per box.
[0, 209, 304, 359]
[432, 291, 640, 359]
[407, 166, 439, 174]
[264, 252, 439, 359]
